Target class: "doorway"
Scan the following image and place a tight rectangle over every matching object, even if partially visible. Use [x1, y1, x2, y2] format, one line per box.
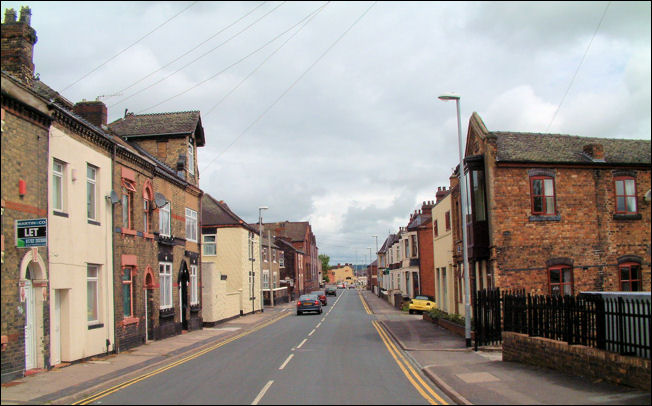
[178, 261, 189, 331]
[24, 278, 36, 370]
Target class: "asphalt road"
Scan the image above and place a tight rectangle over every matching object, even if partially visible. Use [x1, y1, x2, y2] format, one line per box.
[90, 289, 451, 405]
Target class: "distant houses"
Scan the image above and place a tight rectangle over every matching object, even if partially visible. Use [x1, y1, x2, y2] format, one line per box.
[373, 112, 650, 316]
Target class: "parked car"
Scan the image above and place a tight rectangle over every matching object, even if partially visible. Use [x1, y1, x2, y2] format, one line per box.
[325, 286, 337, 296]
[313, 290, 327, 306]
[348, 284, 355, 289]
[337, 283, 345, 289]
[408, 295, 437, 314]
[297, 294, 322, 315]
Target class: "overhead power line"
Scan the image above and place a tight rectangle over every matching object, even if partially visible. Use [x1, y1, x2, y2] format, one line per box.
[112, 1, 287, 109]
[113, 1, 267, 97]
[61, 1, 198, 92]
[546, 1, 611, 132]
[200, 1, 378, 172]
[137, 1, 326, 114]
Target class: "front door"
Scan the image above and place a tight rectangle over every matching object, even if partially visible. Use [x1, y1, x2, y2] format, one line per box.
[146, 288, 154, 340]
[52, 290, 62, 365]
[181, 281, 188, 330]
[24, 279, 36, 370]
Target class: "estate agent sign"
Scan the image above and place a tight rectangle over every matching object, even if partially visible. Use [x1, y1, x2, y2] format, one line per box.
[16, 218, 47, 247]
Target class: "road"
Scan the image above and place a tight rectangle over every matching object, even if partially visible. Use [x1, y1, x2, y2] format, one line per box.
[86, 289, 451, 405]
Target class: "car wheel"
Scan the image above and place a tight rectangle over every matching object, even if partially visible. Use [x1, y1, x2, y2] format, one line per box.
[319, 309, 323, 314]
[409, 309, 413, 314]
[297, 311, 302, 315]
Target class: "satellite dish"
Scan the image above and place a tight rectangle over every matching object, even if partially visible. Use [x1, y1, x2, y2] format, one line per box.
[109, 190, 120, 205]
[154, 192, 168, 208]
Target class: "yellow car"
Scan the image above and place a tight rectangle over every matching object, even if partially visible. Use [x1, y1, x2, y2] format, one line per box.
[408, 295, 437, 314]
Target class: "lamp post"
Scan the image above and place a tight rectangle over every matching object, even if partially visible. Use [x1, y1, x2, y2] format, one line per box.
[258, 206, 268, 312]
[372, 235, 378, 295]
[439, 93, 472, 348]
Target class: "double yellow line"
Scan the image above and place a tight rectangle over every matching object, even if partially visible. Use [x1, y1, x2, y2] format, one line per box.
[72, 312, 290, 405]
[359, 292, 373, 314]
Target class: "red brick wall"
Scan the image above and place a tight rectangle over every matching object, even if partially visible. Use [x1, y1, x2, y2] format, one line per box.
[417, 224, 435, 297]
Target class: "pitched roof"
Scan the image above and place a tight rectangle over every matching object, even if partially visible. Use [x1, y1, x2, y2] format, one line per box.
[202, 194, 257, 233]
[263, 221, 310, 243]
[493, 132, 650, 165]
[407, 213, 431, 230]
[109, 111, 205, 146]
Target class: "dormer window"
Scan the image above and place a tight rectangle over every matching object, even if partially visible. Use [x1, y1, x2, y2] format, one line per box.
[188, 138, 195, 176]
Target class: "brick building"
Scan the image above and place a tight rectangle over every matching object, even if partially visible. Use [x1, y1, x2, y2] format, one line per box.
[407, 201, 435, 298]
[451, 113, 651, 303]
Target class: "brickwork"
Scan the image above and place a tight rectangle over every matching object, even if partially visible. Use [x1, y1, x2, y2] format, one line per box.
[416, 208, 435, 297]
[1, 83, 51, 382]
[503, 331, 651, 391]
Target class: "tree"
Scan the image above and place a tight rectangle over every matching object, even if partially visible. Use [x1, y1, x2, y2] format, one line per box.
[319, 254, 330, 283]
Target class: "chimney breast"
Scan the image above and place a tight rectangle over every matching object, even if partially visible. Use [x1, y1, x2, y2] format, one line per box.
[73, 100, 108, 128]
[1, 6, 37, 85]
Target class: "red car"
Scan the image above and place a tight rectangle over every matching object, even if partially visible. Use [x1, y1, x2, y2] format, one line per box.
[313, 291, 327, 306]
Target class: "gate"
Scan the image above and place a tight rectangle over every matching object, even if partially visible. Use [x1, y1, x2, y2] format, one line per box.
[473, 288, 503, 350]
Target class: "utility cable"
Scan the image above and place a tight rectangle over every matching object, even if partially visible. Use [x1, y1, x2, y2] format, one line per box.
[546, 1, 611, 132]
[112, 1, 287, 109]
[200, 1, 378, 172]
[112, 1, 267, 98]
[204, 2, 331, 116]
[137, 1, 325, 114]
[61, 1, 198, 92]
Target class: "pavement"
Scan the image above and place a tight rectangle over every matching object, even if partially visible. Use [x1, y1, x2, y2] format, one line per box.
[1, 290, 650, 405]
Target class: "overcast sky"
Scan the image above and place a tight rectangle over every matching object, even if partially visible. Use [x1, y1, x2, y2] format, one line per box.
[4, 1, 650, 265]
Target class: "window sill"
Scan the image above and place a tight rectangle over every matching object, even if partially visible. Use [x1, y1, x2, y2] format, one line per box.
[88, 323, 104, 330]
[88, 219, 101, 226]
[529, 214, 561, 222]
[121, 317, 139, 326]
[121, 228, 137, 236]
[53, 211, 69, 218]
[159, 308, 175, 319]
[613, 213, 642, 221]
[143, 232, 155, 239]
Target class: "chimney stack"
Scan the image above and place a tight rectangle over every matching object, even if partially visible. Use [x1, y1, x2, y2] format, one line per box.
[583, 143, 605, 161]
[73, 100, 108, 128]
[436, 186, 448, 203]
[1, 6, 38, 85]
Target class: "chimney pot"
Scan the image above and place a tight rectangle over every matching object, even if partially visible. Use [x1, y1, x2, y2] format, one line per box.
[19, 6, 31, 25]
[4, 8, 17, 23]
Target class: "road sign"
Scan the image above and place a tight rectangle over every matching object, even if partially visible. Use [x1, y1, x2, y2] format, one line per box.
[16, 218, 47, 248]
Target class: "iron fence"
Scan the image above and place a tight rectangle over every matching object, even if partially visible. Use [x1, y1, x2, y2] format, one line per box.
[473, 288, 651, 359]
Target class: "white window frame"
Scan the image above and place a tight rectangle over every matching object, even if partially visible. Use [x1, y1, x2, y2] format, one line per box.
[202, 234, 216, 256]
[185, 208, 198, 242]
[87, 164, 97, 221]
[190, 264, 198, 305]
[53, 159, 65, 212]
[87, 264, 100, 325]
[263, 269, 269, 289]
[279, 252, 284, 267]
[188, 139, 195, 176]
[159, 203, 171, 237]
[159, 262, 173, 309]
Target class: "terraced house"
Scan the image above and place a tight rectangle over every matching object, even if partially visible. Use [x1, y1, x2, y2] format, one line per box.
[451, 113, 651, 299]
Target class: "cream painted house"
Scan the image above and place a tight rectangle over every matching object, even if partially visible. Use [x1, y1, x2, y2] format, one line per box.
[432, 192, 456, 314]
[201, 194, 261, 324]
[48, 107, 114, 365]
[328, 264, 355, 285]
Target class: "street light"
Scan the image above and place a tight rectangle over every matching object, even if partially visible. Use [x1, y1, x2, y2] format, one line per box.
[372, 235, 378, 295]
[439, 93, 472, 348]
[258, 206, 268, 312]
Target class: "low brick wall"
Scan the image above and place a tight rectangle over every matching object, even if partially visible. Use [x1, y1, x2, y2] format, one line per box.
[503, 332, 651, 391]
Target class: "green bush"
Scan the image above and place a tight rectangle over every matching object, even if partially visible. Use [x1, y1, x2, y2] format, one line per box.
[428, 308, 468, 326]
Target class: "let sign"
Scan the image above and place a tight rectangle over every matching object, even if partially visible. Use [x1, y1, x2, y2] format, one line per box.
[16, 218, 47, 247]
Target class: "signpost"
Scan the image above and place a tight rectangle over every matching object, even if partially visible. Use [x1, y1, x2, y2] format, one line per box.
[16, 218, 47, 248]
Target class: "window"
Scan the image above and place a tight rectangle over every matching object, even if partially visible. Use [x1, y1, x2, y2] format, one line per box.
[87, 164, 97, 220]
[121, 179, 136, 229]
[53, 159, 65, 212]
[159, 203, 171, 237]
[263, 247, 268, 262]
[404, 239, 409, 258]
[619, 263, 642, 291]
[471, 170, 486, 221]
[203, 234, 216, 256]
[279, 252, 284, 267]
[411, 235, 417, 257]
[434, 219, 439, 237]
[87, 264, 100, 324]
[273, 249, 277, 263]
[185, 208, 198, 242]
[531, 176, 556, 215]
[122, 267, 134, 318]
[549, 266, 573, 295]
[143, 196, 151, 233]
[614, 177, 637, 214]
[188, 139, 195, 176]
[263, 270, 269, 289]
[159, 262, 173, 309]
[190, 264, 198, 305]
[248, 232, 255, 260]
[445, 211, 451, 231]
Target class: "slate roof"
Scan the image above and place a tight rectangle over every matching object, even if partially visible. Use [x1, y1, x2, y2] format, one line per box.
[378, 234, 398, 254]
[109, 111, 205, 146]
[407, 214, 431, 230]
[493, 132, 651, 165]
[202, 194, 258, 233]
[263, 221, 310, 243]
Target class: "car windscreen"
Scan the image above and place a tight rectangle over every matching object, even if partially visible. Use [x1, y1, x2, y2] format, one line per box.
[299, 295, 318, 301]
[414, 296, 430, 301]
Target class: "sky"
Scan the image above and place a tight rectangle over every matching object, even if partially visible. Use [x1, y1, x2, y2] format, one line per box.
[3, 1, 650, 265]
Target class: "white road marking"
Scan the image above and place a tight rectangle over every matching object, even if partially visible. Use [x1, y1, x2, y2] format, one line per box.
[296, 338, 308, 349]
[308, 329, 316, 336]
[279, 354, 294, 370]
[251, 380, 274, 405]
[316, 322, 321, 328]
